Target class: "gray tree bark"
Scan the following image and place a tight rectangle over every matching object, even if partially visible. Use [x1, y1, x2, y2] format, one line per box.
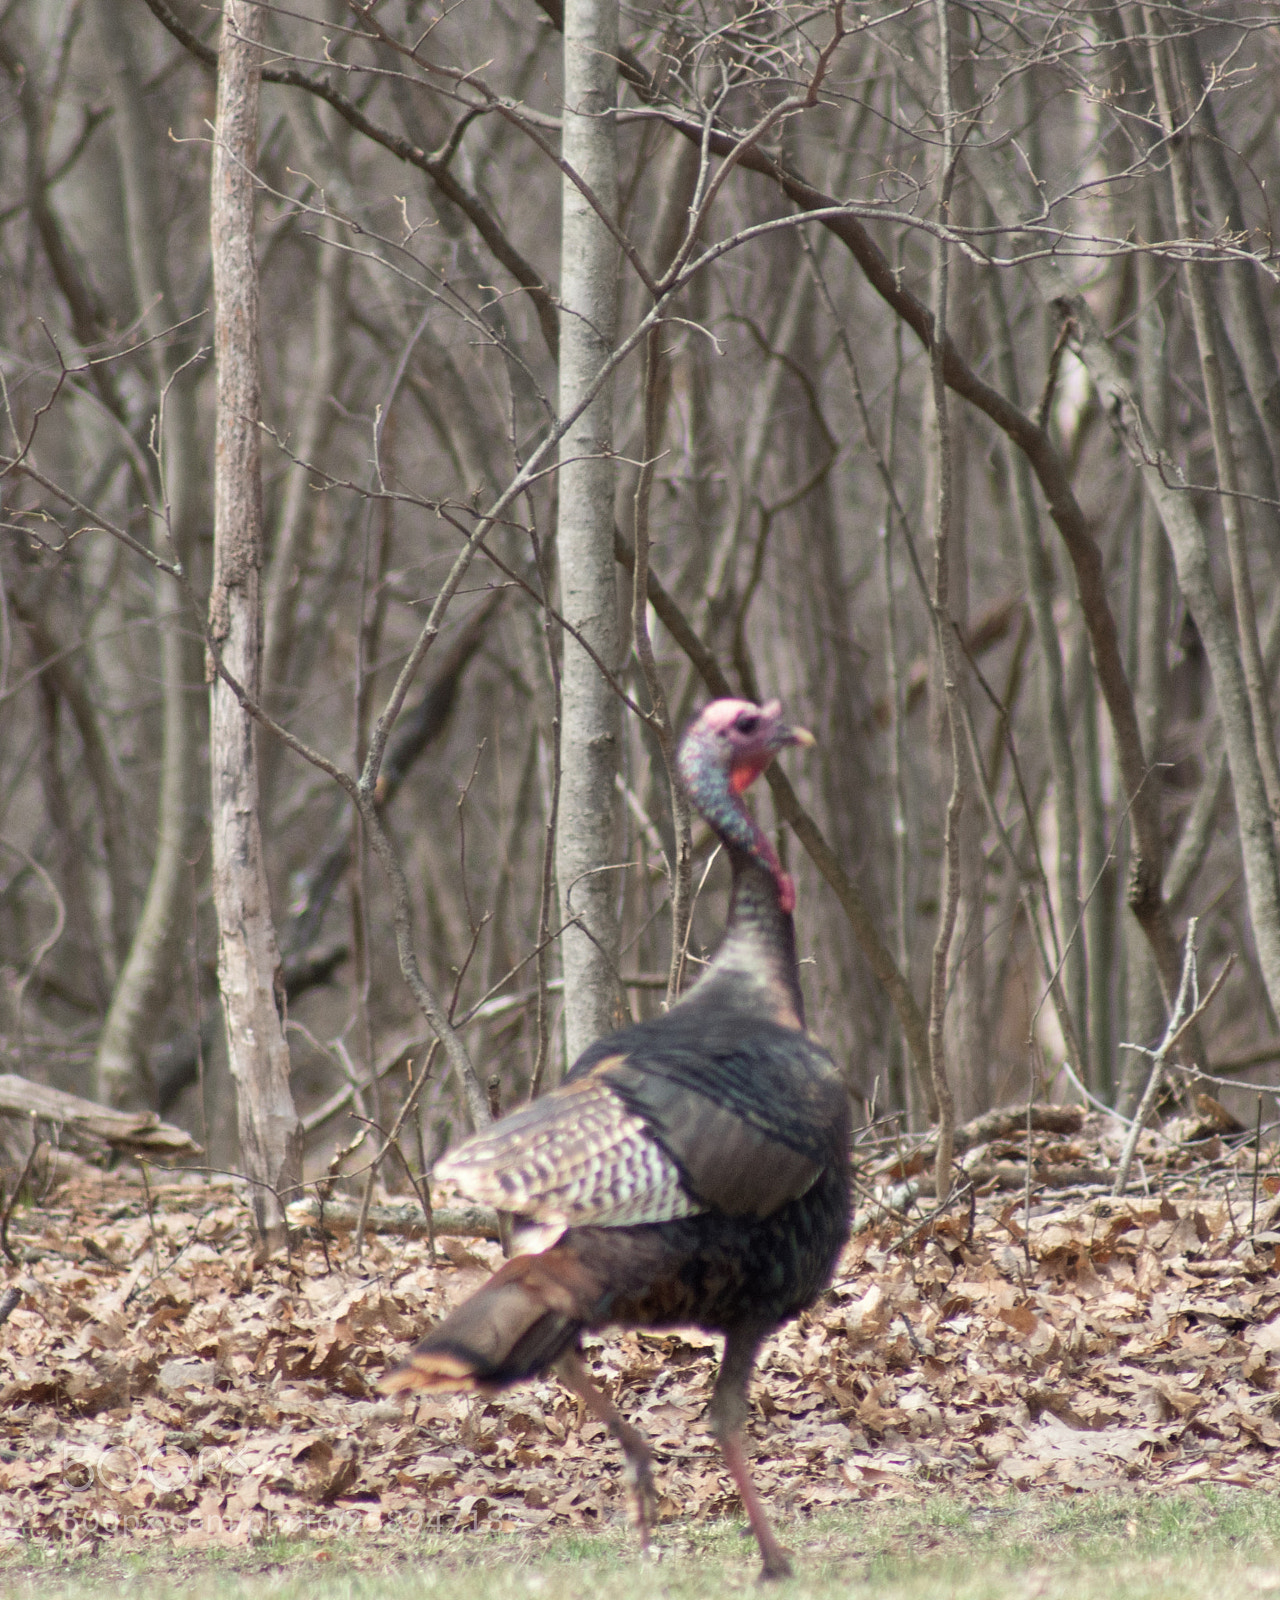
[1121, 208, 1174, 1109]
[555, 0, 624, 1069]
[987, 275, 1084, 1076]
[965, 136, 1280, 1030]
[1144, 16, 1280, 820]
[1078, 639, 1116, 1096]
[873, 13, 1187, 1016]
[209, 0, 303, 1242]
[93, 0, 204, 1110]
[262, 221, 343, 716]
[925, 0, 960, 1199]
[1173, 31, 1280, 474]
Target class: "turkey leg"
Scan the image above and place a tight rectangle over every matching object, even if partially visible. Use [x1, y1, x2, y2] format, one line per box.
[709, 1327, 793, 1581]
[555, 1349, 657, 1548]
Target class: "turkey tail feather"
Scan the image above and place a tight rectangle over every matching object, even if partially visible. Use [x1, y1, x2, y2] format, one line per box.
[380, 1247, 607, 1394]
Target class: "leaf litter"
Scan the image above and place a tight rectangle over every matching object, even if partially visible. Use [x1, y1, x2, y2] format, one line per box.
[3, 1110, 1280, 1555]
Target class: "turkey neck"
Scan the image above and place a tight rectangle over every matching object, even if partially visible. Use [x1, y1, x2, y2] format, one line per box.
[694, 843, 806, 1030]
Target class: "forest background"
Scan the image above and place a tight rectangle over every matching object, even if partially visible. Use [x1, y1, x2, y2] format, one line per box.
[1, 0, 1278, 1229]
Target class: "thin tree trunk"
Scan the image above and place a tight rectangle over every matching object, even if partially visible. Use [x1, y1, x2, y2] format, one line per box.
[209, 0, 302, 1243]
[925, 367, 984, 1122]
[1120, 218, 1172, 1110]
[35, 676, 106, 1012]
[966, 136, 1280, 1028]
[631, 328, 693, 1004]
[926, 0, 960, 1198]
[879, 462, 913, 1118]
[1174, 31, 1280, 473]
[1078, 641, 1116, 1098]
[93, 0, 204, 1109]
[1144, 15, 1280, 817]
[262, 219, 343, 717]
[700, 248, 814, 652]
[807, 467, 891, 1087]
[1212, 297, 1280, 578]
[555, 0, 623, 1067]
[866, 21, 1188, 1014]
[11, 598, 132, 984]
[987, 273, 1084, 1075]
[803, 246, 937, 1117]
[940, 40, 987, 1122]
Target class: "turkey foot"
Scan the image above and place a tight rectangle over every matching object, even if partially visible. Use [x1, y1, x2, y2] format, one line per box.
[719, 1429, 793, 1581]
[556, 1350, 657, 1547]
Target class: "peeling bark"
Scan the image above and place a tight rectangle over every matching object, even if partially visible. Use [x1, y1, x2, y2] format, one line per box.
[208, 0, 302, 1244]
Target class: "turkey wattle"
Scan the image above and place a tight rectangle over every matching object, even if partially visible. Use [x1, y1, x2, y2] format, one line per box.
[381, 698, 851, 1580]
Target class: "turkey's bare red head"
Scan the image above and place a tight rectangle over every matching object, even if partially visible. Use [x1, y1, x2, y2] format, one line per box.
[676, 698, 814, 913]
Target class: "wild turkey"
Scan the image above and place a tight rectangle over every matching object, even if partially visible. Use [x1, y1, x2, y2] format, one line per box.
[382, 699, 851, 1579]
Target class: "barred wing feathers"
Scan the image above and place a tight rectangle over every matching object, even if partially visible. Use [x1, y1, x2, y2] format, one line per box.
[435, 1014, 845, 1230]
[433, 1062, 705, 1229]
[597, 1016, 843, 1217]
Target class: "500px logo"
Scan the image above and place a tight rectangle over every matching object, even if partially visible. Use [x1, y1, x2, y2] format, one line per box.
[61, 1444, 253, 1493]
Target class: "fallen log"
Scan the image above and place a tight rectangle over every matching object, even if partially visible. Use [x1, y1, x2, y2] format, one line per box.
[0, 1075, 200, 1159]
[920, 1103, 1085, 1161]
[922, 1159, 1113, 1194]
[286, 1194, 500, 1240]
[852, 1105, 1094, 1232]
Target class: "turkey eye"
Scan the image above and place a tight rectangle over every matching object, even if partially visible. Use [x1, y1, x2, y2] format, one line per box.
[734, 713, 760, 735]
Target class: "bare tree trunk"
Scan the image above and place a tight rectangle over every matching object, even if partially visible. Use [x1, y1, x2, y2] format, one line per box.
[1144, 16, 1280, 818]
[1078, 639, 1116, 1097]
[1213, 298, 1280, 577]
[209, 0, 302, 1243]
[10, 597, 132, 984]
[35, 676, 106, 1012]
[926, 372, 985, 1121]
[262, 219, 343, 719]
[878, 428, 914, 1118]
[967, 137, 1280, 1028]
[987, 274, 1085, 1075]
[555, 0, 623, 1068]
[875, 25, 1187, 1015]
[926, 0, 960, 1198]
[700, 237, 814, 655]
[1173, 31, 1280, 474]
[807, 469, 891, 1089]
[1120, 223, 1172, 1110]
[93, 0, 204, 1109]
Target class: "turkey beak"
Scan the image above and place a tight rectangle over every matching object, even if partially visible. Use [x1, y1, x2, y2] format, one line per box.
[783, 724, 815, 750]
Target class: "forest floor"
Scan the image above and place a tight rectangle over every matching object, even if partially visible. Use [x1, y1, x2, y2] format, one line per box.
[4, 1490, 1280, 1599]
[1, 1109, 1280, 1593]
